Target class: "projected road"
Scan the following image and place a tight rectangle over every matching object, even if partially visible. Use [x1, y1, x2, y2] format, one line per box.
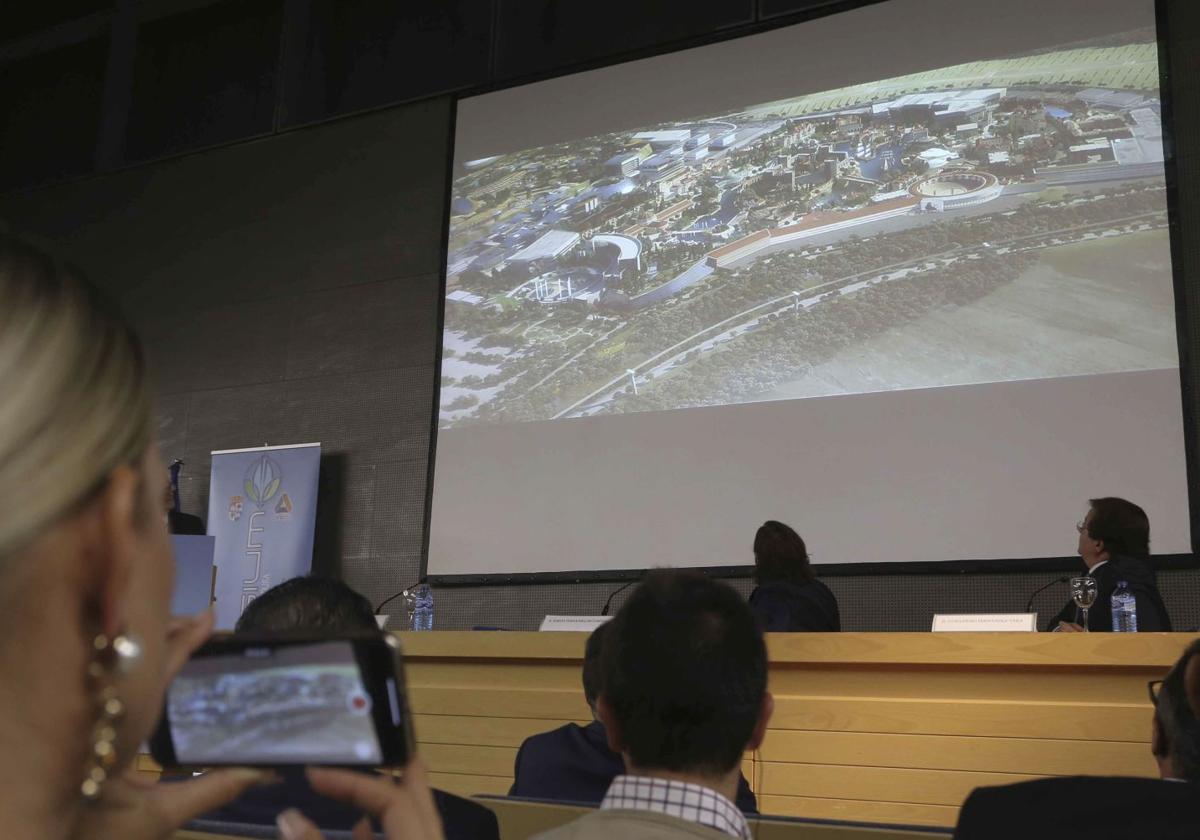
[442, 36, 1172, 428]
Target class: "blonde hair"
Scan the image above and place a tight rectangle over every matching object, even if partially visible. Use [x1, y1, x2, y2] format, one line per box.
[0, 228, 153, 561]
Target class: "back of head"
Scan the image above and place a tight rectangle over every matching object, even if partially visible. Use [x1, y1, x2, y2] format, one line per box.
[753, 520, 813, 585]
[0, 226, 153, 578]
[1087, 497, 1150, 558]
[1154, 639, 1200, 782]
[602, 571, 767, 777]
[582, 621, 609, 711]
[235, 576, 378, 635]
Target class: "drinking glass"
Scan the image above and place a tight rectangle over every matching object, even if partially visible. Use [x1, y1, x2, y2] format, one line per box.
[401, 588, 418, 630]
[1069, 576, 1099, 632]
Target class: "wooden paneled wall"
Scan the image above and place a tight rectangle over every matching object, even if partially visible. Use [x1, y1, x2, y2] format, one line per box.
[399, 631, 1197, 828]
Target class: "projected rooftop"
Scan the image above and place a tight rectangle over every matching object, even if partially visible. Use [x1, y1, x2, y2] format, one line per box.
[441, 37, 1172, 428]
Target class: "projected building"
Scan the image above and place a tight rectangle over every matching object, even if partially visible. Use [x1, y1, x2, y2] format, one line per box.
[706, 194, 921, 268]
[875, 88, 1005, 126]
[508, 229, 581, 264]
[605, 153, 641, 177]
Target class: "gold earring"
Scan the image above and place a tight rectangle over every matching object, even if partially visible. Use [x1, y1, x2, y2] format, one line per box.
[81, 633, 141, 800]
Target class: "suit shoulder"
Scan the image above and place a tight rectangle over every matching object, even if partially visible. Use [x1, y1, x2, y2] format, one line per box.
[518, 723, 583, 753]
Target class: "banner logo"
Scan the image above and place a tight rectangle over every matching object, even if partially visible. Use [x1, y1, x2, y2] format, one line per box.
[227, 495, 244, 521]
[243, 454, 284, 508]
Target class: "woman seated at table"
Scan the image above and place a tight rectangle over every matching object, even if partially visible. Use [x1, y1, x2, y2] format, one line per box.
[748, 520, 840, 632]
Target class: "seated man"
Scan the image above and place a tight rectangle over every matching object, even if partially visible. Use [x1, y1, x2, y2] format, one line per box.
[510, 622, 758, 813]
[198, 576, 499, 840]
[1050, 497, 1171, 632]
[534, 571, 772, 840]
[954, 639, 1200, 839]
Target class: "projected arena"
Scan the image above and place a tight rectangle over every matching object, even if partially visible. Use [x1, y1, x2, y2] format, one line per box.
[910, 171, 1003, 211]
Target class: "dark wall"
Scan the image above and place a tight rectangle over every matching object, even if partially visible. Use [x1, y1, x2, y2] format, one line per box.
[1, 0, 1198, 630]
[0, 99, 447, 604]
[0, 0, 839, 190]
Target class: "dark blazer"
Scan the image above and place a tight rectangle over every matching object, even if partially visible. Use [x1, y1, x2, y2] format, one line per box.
[748, 579, 840, 632]
[1047, 555, 1172, 632]
[509, 720, 759, 814]
[954, 776, 1200, 840]
[198, 770, 498, 840]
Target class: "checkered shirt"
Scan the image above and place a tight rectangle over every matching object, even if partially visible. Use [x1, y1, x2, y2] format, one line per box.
[599, 775, 751, 840]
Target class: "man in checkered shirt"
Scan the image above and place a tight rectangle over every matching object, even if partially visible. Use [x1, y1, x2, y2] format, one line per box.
[534, 571, 772, 840]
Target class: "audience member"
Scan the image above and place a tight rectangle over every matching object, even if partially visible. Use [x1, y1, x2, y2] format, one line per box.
[0, 229, 441, 840]
[235, 574, 380, 635]
[1049, 498, 1171, 632]
[953, 639, 1200, 839]
[747, 520, 840, 632]
[534, 571, 772, 840]
[202, 576, 499, 840]
[510, 622, 758, 813]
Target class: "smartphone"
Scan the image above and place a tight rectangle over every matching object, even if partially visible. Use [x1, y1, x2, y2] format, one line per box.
[150, 633, 414, 769]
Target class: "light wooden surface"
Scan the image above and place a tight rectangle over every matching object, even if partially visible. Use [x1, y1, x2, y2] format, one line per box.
[396, 631, 1198, 829]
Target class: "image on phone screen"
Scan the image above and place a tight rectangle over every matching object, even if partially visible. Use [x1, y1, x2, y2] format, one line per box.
[166, 640, 383, 765]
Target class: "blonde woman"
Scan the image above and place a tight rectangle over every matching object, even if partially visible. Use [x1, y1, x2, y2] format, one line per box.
[0, 229, 441, 840]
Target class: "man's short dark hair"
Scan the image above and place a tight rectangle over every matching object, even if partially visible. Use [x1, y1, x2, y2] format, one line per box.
[753, 520, 814, 585]
[601, 571, 767, 777]
[1087, 497, 1150, 558]
[235, 576, 377, 634]
[582, 621, 609, 710]
[1154, 639, 1200, 781]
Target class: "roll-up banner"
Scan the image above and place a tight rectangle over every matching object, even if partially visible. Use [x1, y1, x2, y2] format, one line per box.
[207, 443, 321, 629]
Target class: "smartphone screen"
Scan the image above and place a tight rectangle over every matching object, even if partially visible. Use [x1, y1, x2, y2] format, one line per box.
[166, 639, 384, 765]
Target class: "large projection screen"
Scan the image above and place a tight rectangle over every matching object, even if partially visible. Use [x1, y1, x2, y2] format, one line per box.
[428, 0, 1191, 578]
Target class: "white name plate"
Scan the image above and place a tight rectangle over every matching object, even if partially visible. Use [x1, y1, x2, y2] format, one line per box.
[932, 613, 1037, 632]
[539, 615, 613, 632]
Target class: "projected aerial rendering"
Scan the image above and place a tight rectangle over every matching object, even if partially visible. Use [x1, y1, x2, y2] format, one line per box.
[168, 644, 381, 765]
[442, 35, 1173, 428]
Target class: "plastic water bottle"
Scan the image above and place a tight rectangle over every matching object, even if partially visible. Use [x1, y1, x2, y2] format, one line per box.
[1111, 581, 1138, 632]
[412, 583, 434, 631]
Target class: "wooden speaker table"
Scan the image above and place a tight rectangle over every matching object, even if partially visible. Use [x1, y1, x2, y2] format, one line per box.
[397, 631, 1197, 828]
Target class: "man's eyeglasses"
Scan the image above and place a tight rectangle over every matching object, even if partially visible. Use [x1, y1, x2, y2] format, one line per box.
[1148, 679, 1163, 706]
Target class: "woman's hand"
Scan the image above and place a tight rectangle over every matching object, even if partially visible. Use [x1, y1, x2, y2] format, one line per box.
[275, 759, 445, 840]
[77, 766, 275, 840]
[78, 609, 277, 840]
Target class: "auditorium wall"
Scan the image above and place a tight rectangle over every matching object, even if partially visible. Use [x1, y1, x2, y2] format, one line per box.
[1, 0, 1198, 630]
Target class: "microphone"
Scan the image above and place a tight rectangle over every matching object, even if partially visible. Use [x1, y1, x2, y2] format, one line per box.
[601, 579, 639, 616]
[375, 579, 423, 615]
[1025, 576, 1070, 613]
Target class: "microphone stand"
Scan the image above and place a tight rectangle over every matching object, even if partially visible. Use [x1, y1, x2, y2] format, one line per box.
[1025, 576, 1069, 614]
[376, 579, 422, 615]
[601, 579, 638, 616]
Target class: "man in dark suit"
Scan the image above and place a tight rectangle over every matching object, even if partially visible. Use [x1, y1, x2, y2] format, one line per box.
[194, 576, 499, 840]
[953, 640, 1200, 839]
[1048, 497, 1171, 632]
[509, 622, 759, 813]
